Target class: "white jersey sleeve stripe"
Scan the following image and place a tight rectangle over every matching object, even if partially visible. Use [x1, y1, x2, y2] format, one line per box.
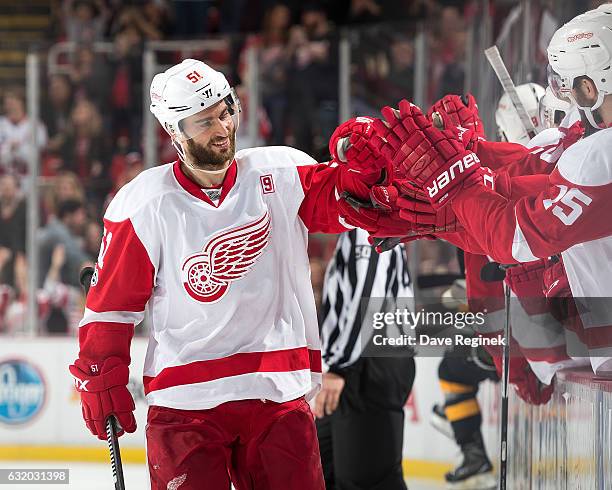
[512, 209, 539, 262]
[79, 308, 146, 328]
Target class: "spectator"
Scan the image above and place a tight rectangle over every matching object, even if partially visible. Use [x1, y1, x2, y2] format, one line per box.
[42, 74, 74, 154]
[431, 6, 467, 99]
[104, 151, 143, 211]
[83, 220, 102, 261]
[382, 35, 415, 106]
[70, 45, 111, 109]
[219, 0, 249, 33]
[53, 171, 85, 207]
[0, 90, 48, 176]
[58, 98, 112, 207]
[43, 244, 70, 334]
[348, 0, 383, 24]
[286, 3, 339, 154]
[38, 199, 92, 289]
[258, 3, 292, 145]
[62, 0, 109, 44]
[110, 3, 170, 41]
[0, 174, 26, 289]
[171, 0, 216, 37]
[42, 170, 85, 222]
[109, 26, 144, 149]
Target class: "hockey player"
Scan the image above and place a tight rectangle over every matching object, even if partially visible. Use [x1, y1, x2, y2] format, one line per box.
[369, 5, 612, 375]
[428, 87, 554, 489]
[495, 83, 545, 145]
[67, 59, 400, 490]
[538, 87, 572, 131]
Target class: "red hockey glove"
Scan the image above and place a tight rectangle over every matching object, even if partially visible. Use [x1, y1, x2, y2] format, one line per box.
[490, 349, 554, 405]
[394, 166, 492, 232]
[338, 189, 412, 237]
[513, 367, 555, 405]
[373, 100, 482, 209]
[504, 260, 548, 318]
[428, 93, 486, 144]
[69, 356, 136, 440]
[330, 116, 391, 186]
[395, 183, 463, 233]
[542, 257, 578, 327]
[369, 233, 436, 253]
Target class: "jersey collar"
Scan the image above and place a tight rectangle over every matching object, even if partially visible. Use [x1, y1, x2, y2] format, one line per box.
[173, 160, 237, 207]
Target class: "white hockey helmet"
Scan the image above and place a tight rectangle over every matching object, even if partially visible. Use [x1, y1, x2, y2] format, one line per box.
[149, 59, 241, 160]
[547, 7, 612, 129]
[495, 83, 545, 144]
[539, 86, 572, 129]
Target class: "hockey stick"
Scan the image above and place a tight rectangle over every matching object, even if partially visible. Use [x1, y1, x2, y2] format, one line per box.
[480, 262, 510, 490]
[79, 267, 127, 490]
[484, 46, 539, 139]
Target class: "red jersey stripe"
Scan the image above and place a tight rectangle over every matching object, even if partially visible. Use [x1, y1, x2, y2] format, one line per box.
[144, 347, 321, 394]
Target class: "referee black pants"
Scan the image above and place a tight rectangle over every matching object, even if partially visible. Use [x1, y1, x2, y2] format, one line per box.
[316, 356, 416, 490]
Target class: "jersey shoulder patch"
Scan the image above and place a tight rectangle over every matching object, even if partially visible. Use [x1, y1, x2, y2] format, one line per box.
[556, 128, 612, 186]
[105, 162, 177, 221]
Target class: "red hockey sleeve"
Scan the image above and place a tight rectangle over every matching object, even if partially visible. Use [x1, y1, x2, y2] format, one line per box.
[475, 140, 556, 177]
[433, 231, 487, 255]
[297, 163, 350, 234]
[431, 173, 551, 255]
[78, 218, 155, 367]
[451, 168, 612, 264]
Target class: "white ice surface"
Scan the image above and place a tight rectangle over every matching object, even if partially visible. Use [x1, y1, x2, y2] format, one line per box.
[0, 461, 445, 489]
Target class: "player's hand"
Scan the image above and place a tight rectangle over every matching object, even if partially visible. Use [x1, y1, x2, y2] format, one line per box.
[69, 356, 137, 440]
[373, 100, 483, 209]
[396, 183, 463, 233]
[513, 370, 554, 405]
[490, 351, 553, 405]
[338, 183, 420, 237]
[313, 372, 345, 418]
[428, 93, 486, 144]
[330, 116, 391, 185]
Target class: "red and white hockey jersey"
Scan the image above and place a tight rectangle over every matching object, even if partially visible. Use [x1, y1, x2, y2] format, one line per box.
[452, 127, 612, 373]
[78, 146, 349, 410]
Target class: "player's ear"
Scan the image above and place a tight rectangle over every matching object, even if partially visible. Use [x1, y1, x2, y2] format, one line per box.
[585, 77, 598, 98]
[574, 76, 598, 101]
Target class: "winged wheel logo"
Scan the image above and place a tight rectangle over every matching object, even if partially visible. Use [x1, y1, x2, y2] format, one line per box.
[181, 212, 271, 303]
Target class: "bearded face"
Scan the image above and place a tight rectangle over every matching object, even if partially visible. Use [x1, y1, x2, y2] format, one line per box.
[184, 126, 237, 170]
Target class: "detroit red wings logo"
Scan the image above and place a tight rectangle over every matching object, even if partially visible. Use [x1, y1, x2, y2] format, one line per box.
[181, 212, 271, 303]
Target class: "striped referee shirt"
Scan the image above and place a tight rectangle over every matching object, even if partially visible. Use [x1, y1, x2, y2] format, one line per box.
[319, 228, 414, 371]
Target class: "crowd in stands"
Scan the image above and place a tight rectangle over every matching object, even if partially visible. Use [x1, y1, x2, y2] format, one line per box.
[0, 0, 473, 334]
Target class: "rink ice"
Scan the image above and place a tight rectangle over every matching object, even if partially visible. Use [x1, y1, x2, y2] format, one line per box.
[0, 460, 445, 489]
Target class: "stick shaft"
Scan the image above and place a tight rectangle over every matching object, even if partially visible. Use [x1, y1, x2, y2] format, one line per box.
[485, 46, 538, 138]
[79, 267, 127, 490]
[106, 417, 126, 490]
[499, 282, 511, 490]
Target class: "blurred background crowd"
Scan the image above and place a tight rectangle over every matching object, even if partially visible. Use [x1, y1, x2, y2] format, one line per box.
[0, 0, 602, 335]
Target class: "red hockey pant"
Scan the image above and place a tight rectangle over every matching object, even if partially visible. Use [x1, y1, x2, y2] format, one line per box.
[146, 397, 325, 490]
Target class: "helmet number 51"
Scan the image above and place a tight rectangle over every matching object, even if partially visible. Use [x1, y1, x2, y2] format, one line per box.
[186, 71, 203, 83]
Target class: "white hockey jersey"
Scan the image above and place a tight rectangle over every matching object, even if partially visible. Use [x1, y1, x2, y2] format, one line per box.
[78, 146, 348, 409]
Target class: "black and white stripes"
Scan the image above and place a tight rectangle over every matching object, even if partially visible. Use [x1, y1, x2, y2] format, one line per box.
[319, 229, 413, 371]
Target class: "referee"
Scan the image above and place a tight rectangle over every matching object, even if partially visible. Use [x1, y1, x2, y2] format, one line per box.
[315, 228, 416, 490]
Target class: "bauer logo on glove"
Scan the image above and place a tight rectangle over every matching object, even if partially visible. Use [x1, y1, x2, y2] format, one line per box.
[427, 152, 480, 201]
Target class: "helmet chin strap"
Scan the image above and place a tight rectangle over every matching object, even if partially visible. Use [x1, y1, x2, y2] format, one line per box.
[568, 90, 606, 130]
